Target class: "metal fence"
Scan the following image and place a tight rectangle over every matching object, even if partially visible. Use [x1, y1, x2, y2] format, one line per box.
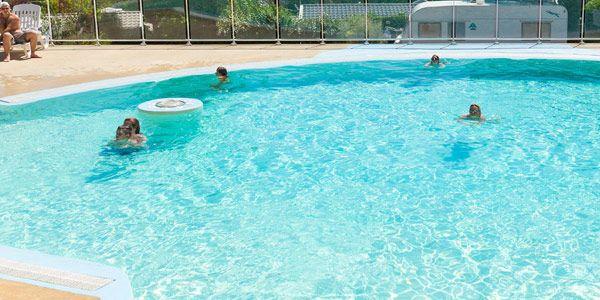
[32, 0, 600, 44]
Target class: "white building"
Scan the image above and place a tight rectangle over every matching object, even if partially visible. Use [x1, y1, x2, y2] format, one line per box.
[410, 1, 568, 39]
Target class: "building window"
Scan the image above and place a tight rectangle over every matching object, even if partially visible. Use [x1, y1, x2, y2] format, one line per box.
[448, 22, 466, 39]
[522, 22, 551, 39]
[419, 23, 442, 38]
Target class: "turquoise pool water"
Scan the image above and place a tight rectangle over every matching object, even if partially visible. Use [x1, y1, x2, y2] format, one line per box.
[0, 59, 598, 298]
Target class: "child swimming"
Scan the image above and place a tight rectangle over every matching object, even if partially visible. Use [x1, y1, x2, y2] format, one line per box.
[425, 54, 445, 68]
[460, 104, 486, 122]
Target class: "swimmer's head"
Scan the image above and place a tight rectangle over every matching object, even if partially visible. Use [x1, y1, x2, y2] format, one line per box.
[216, 66, 228, 81]
[431, 55, 440, 64]
[116, 125, 133, 140]
[469, 104, 482, 117]
[123, 117, 140, 134]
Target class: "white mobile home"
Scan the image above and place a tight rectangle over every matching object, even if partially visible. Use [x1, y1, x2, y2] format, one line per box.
[411, 0, 568, 39]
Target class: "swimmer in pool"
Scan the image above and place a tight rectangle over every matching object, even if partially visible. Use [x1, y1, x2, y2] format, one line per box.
[216, 66, 228, 82]
[115, 125, 133, 141]
[115, 124, 146, 146]
[425, 54, 445, 68]
[460, 104, 485, 122]
[211, 66, 230, 90]
[123, 117, 147, 143]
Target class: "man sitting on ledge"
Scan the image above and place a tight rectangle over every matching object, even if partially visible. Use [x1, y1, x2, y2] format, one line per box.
[0, 2, 41, 62]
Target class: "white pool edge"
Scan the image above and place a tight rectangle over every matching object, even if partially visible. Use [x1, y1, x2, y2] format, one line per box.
[0, 245, 133, 299]
[1, 44, 600, 106]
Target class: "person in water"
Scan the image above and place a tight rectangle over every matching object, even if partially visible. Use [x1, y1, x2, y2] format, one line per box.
[123, 117, 141, 134]
[216, 66, 228, 82]
[123, 117, 147, 142]
[461, 104, 485, 122]
[115, 125, 133, 141]
[425, 54, 445, 68]
[115, 121, 146, 146]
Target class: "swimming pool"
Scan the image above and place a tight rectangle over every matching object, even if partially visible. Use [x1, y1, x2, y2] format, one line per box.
[0, 59, 598, 298]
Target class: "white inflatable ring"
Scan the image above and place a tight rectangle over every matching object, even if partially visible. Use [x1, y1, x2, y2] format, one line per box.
[138, 98, 203, 114]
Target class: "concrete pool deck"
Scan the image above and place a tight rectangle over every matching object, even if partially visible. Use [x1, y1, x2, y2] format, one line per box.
[0, 246, 133, 299]
[1, 43, 600, 104]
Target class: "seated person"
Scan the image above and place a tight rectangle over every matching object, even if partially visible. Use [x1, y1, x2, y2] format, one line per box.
[460, 104, 486, 122]
[425, 54, 444, 68]
[0, 2, 41, 62]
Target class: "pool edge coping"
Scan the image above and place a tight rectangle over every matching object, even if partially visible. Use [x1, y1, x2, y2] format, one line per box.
[0, 245, 133, 299]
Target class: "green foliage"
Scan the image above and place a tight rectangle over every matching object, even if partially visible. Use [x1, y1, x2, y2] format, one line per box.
[586, 0, 600, 10]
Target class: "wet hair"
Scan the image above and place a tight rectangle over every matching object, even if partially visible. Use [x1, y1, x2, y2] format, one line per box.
[216, 66, 228, 77]
[116, 125, 133, 139]
[469, 104, 481, 115]
[123, 117, 140, 134]
[431, 55, 440, 63]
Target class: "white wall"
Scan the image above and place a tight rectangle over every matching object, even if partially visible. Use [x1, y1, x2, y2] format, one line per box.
[410, 3, 568, 39]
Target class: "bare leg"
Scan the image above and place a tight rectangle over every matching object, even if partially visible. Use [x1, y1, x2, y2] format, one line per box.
[2, 32, 12, 62]
[27, 32, 41, 58]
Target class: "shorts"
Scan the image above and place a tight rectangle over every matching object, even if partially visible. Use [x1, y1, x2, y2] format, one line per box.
[11, 30, 35, 44]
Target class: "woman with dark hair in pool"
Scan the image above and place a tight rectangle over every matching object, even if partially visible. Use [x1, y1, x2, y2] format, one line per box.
[119, 118, 147, 145]
[123, 117, 141, 134]
[461, 104, 486, 122]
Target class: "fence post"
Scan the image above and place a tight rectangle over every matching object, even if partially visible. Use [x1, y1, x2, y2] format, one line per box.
[139, 0, 146, 45]
[364, 0, 369, 45]
[495, 0, 499, 44]
[451, 0, 456, 44]
[185, 0, 191, 45]
[92, 0, 100, 45]
[45, 0, 54, 46]
[320, 0, 325, 44]
[537, 0, 542, 43]
[580, 0, 586, 43]
[230, 0, 237, 45]
[408, 0, 412, 44]
[276, 0, 281, 45]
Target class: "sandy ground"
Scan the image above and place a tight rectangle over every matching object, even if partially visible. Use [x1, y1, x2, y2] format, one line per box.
[0, 44, 346, 97]
[0, 279, 98, 300]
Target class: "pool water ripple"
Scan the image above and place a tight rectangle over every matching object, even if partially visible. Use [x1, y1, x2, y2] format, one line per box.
[0, 59, 599, 298]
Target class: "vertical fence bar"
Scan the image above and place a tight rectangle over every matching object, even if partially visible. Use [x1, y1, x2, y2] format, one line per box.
[320, 0, 325, 44]
[230, 0, 236, 45]
[408, 0, 412, 44]
[537, 0, 542, 43]
[92, 0, 100, 45]
[184, 0, 191, 45]
[276, 0, 281, 45]
[45, 0, 54, 45]
[580, 0, 586, 43]
[451, 0, 456, 44]
[139, 0, 146, 45]
[495, 0, 499, 43]
[364, 0, 369, 44]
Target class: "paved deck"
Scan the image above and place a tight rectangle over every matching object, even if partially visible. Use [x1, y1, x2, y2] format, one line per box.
[0, 246, 133, 300]
[0, 279, 98, 300]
